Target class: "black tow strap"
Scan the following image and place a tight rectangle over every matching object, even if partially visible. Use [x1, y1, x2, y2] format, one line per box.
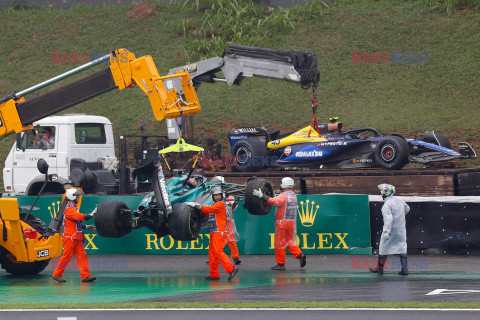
[0, 212, 7, 242]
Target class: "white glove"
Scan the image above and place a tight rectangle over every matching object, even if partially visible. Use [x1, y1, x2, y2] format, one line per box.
[84, 207, 97, 220]
[253, 188, 264, 198]
[382, 231, 390, 240]
[185, 202, 202, 210]
[84, 225, 97, 233]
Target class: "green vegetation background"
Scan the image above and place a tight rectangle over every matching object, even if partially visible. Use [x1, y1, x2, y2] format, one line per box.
[0, 0, 479, 172]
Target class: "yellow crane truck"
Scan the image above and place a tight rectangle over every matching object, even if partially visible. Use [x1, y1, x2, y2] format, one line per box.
[0, 49, 201, 275]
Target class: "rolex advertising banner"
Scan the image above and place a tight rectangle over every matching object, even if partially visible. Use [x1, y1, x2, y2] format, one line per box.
[243, 194, 371, 254]
[13, 194, 371, 255]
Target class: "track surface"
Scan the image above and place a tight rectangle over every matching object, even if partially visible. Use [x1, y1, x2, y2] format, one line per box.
[2, 309, 480, 320]
[1, 255, 480, 304]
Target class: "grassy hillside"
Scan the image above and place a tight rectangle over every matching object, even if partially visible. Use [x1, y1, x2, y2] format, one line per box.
[0, 0, 479, 173]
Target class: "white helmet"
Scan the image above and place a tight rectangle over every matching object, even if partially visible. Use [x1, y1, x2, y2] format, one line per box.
[280, 177, 294, 189]
[66, 188, 84, 201]
[210, 176, 225, 183]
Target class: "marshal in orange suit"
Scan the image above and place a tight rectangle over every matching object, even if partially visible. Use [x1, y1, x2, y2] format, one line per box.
[52, 188, 97, 283]
[198, 187, 239, 281]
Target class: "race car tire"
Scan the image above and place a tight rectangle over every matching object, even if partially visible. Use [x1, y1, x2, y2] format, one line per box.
[168, 203, 201, 241]
[232, 138, 268, 172]
[375, 136, 410, 170]
[95, 200, 132, 238]
[420, 131, 451, 149]
[0, 213, 50, 275]
[245, 178, 274, 215]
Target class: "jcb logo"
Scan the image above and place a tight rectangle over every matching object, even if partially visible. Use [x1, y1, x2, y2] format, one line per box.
[37, 249, 49, 258]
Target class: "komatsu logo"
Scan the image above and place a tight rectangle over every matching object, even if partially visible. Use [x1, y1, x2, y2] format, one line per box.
[233, 128, 259, 134]
[295, 150, 323, 158]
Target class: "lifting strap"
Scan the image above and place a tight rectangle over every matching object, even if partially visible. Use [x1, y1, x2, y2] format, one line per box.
[308, 86, 321, 137]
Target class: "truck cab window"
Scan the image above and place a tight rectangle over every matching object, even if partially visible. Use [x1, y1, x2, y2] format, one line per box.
[75, 123, 106, 144]
[27, 126, 56, 149]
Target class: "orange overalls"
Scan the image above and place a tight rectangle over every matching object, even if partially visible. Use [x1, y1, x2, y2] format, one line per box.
[225, 199, 239, 260]
[201, 201, 235, 278]
[267, 190, 303, 265]
[53, 201, 91, 280]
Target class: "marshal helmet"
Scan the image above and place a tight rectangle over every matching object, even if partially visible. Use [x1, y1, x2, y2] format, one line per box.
[66, 188, 84, 201]
[280, 177, 294, 190]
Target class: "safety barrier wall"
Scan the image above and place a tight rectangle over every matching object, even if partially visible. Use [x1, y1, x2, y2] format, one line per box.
[14, 194, 372, 255]
[370, 196, 480, 255]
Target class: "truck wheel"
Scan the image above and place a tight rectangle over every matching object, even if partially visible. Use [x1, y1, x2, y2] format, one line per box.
[0, 213, 50, 275]
[245, 178, 274, 215]
[232, 138, 268, 172]
[375, 136, 410, 170]
[0, 248, 50, 275]
[420, 131, 451, 149]
[20, 213, 48, 235]
[26, 181, 65, 196]
[95, 200, 132, 238]
[168, 203, 201, 241]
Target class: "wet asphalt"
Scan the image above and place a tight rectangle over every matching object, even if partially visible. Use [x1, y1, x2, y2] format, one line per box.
[2, 254, 480, 304]
[2, 309, 480, 320]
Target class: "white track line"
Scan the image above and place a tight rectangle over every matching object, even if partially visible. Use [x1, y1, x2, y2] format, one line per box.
[1, 308, 480, 311]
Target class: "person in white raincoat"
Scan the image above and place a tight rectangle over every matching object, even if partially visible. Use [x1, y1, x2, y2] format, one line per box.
[369, 183, 410, 276]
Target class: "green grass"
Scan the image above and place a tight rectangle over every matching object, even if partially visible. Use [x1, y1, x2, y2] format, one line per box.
[1, 301, 480, 309]
[0, 0, 479, 178]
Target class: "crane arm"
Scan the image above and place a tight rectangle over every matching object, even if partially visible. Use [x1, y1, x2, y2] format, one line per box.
[168, 43, 319, 90]
[165, 43, 320, 138]
[0, 49, 201, 137]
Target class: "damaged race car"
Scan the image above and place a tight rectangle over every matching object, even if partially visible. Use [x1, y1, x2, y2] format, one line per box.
[94, 158, 274, 241]
[228, 118, 476, 171]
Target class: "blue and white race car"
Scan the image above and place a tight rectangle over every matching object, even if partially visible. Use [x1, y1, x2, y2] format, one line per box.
[228, 119, 476, 171]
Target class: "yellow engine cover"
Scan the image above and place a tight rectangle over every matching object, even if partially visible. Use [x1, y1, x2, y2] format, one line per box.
[267, 125, 327, 150]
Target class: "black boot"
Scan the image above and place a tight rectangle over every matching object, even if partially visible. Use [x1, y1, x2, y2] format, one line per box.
[369, 255, 387, 275]
[228, 266, 240, 281]
[398, 254, 408, 275]
[271, 263, 286, 270]
[298, 254, 306, 268]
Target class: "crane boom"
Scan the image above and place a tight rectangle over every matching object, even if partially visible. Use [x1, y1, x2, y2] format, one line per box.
[165, 43, 320, 139]
[0, 49, 201, 137]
